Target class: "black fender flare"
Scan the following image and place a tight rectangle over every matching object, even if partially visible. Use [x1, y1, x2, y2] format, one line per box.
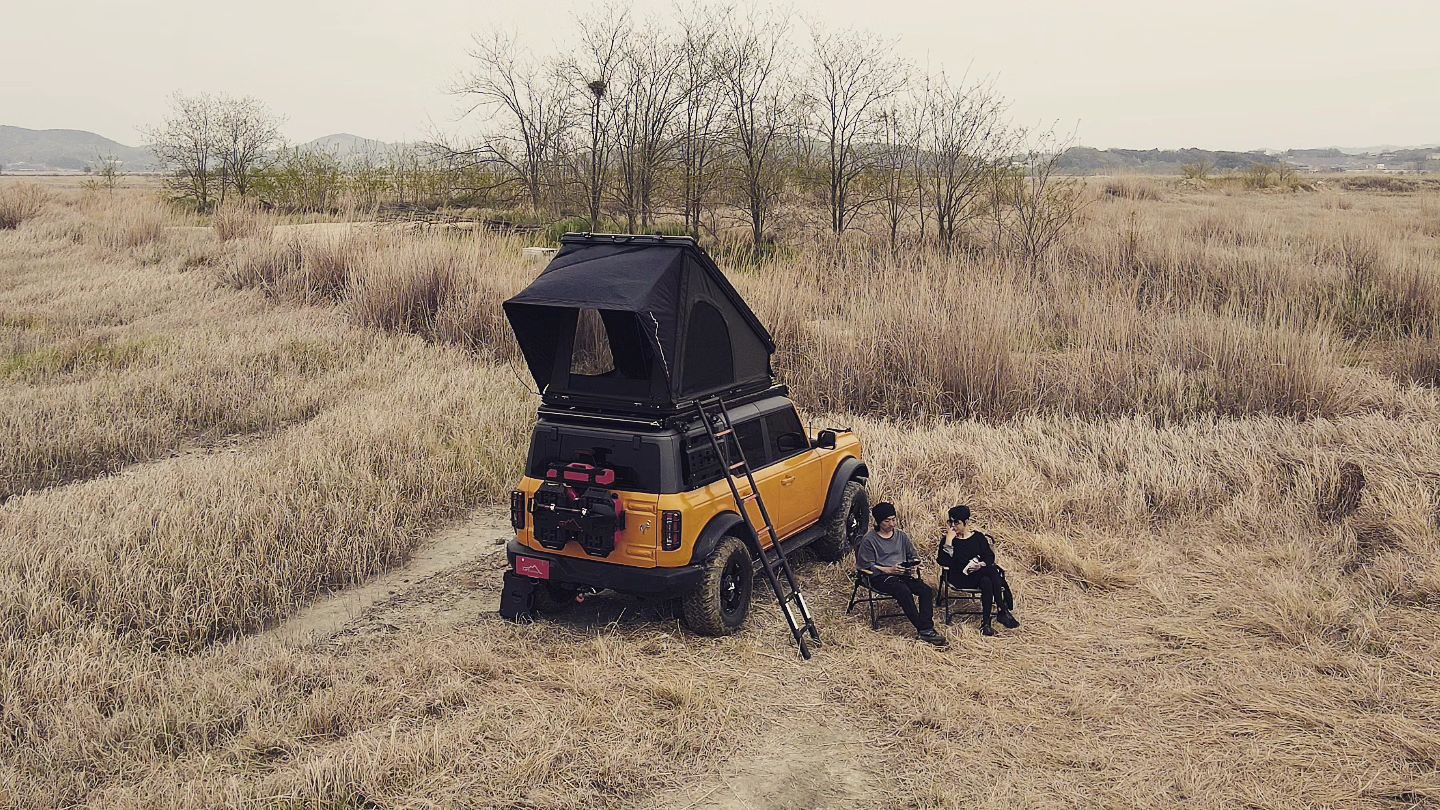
[687, 511, 755, 565]
[821, 457, 870, 522]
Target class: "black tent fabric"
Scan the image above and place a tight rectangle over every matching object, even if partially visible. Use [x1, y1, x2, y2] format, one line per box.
[503, 234, 775, 411]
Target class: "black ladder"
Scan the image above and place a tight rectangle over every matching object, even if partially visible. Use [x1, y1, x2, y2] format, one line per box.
[696, 396, 820, 659]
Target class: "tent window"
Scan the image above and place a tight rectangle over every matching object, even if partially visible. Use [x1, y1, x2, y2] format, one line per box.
[683, 301, 733, 392]
[570, 309, 615, 376]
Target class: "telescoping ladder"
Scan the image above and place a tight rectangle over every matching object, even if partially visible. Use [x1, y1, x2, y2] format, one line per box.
[696, 396, 821, 659]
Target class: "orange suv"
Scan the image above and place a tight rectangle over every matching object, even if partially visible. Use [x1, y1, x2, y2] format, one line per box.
[502, 234, 870, 635]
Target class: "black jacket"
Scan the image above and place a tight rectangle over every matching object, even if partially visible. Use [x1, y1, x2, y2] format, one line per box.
[937, 530, 995, 574]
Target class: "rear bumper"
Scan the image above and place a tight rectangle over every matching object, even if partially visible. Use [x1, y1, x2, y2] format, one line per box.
[507, 539, 704, 597]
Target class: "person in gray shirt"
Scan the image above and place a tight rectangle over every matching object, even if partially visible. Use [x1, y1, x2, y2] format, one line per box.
[855, 502, 946, 646]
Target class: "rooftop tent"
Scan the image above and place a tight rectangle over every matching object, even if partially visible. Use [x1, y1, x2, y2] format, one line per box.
[503, 234, 775, 411]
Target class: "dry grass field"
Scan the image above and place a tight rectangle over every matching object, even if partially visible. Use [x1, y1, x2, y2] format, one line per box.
[1, 177, 1438, 809]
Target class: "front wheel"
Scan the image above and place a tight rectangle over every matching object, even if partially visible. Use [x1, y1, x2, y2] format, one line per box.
[812, 480, 869, 562]
[682, 536, 753, 635]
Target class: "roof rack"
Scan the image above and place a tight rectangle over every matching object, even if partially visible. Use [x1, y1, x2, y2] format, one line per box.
[537, 383, 790, 431]
[558, 232, 699, 246]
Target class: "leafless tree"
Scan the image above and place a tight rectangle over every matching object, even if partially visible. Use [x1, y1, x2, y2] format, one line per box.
[566, 6, 630, 231]
[924, 74, 1014, 251]
[611, 27, 689, 231]
[454, 31, 573, 214]
[716, 9, 800, 257]
[1000, 129, 1086, 269]
[675, 4, 727, 237]
[147, 92, 221, 212]
[92, 153, 121, 192]
[215, 94, 284, 201]
[806, 26, 906, 236]
[875, 102, 921, 253]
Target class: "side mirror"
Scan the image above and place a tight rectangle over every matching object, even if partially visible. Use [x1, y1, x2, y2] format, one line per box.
[816, 429, 838, 450]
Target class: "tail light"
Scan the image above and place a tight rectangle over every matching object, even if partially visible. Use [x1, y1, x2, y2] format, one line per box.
[661, 510, 682, 552]
[510, 490, 526, 530]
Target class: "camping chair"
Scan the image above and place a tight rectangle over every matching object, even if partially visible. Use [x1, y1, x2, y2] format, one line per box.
[936, 562, 988, 626]
[846, 569, 909, 630]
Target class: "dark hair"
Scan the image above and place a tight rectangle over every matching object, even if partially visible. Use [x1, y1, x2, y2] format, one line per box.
[947, 505, 970, 524]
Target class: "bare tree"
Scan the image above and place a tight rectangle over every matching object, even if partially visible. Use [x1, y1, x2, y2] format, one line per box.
[676, 4, 727, 237]
[147, 92, 221, 212]
[716, 10, 800, 257]
[215, 94, 284, 201]
[455, 32, 573, 214]
[611, 27, 689, 231]
[875, 102, 921, 252]
[92, 153, 121, 192]
[806, 26, 906, 236]
[1000, 129, 1086, 269]
[567, 6, 630, 231]
[924, 74, 1014, 251]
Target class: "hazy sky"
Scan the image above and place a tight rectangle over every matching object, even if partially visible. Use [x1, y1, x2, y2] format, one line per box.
[5, 0, 1437, 151]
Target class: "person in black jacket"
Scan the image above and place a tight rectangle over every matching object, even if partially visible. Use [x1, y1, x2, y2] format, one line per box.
[936, 505, 1019, 636]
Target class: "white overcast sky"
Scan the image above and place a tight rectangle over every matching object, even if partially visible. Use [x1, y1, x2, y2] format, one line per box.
[4, 0, 1437, 151]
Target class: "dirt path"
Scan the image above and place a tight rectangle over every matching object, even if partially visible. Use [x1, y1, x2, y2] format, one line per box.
[258, 506, 879, 809]
[661, 718, 875, 810]
[264, 507, 513, 646]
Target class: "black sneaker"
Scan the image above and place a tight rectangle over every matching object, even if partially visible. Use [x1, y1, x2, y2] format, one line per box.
[997, 611, 1020, 629]
[917, 629, 948, 647]
[980, 623, 997, 637]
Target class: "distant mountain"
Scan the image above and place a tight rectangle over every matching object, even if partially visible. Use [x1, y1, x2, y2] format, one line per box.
[1327, 143, 1440, 155]
[299, 133, 394, 158]
[1059, 147, 1279, 175]
[0, 125, 159, 172]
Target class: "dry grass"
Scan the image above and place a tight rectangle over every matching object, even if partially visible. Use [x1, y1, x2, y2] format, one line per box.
[0, 183, 48, 230]
[1103, 176, 1166, 201]
[211, 200, 272, 241]
[2, 181, 1439, 808]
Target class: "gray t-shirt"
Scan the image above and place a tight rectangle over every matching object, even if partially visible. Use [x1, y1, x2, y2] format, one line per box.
[854, 530, 919, 573]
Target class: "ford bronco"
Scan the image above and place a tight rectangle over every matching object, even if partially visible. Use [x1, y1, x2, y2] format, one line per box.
[501, 234, 870, 637]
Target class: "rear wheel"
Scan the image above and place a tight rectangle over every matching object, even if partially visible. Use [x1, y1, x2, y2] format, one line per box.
[682, 536, 753, 635]
[812, 480, 869, 562]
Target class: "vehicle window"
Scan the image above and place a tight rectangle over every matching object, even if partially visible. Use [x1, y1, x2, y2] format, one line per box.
[764, 407, 809, 461]
[527, 430, 662, 491]
[682, 416, 769, 486]
[734, 417, 769, 468]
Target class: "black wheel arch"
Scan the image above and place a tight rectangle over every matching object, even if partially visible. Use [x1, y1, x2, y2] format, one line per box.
[687, 511, 756, 565]
[821, 457, 870, 522]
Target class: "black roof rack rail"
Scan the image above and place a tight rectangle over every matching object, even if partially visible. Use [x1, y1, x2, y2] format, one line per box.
[537, 383, 791, 431]
[558, 232, 699, 246]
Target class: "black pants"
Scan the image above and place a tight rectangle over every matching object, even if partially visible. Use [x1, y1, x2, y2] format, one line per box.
[950, 566, 1005, 623]
[869, 574, 935, 633]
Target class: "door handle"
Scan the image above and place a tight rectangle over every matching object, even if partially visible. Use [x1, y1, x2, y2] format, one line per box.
[781, 475, 796, 486]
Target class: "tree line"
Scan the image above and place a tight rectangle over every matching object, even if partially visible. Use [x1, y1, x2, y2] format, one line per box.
[448, 4, 1080, 262]
[146, 4, 1082, 264]
[144, 92, 478, 215]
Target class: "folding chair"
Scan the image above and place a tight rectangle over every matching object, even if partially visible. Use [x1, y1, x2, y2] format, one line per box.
[936, 563, 988, 626]
[845, 569, 909, 630]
